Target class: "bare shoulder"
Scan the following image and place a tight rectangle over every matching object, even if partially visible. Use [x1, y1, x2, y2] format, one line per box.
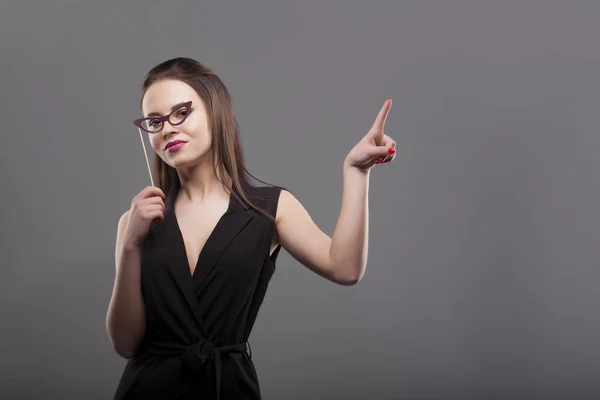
[275, 189, 307, 223]
[275, 189, 319, 230]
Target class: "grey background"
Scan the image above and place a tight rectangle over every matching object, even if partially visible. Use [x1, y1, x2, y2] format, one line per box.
[0, 1, 599, 399]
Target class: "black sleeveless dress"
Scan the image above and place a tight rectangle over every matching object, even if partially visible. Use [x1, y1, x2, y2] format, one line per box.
[113, 181, 282, 400]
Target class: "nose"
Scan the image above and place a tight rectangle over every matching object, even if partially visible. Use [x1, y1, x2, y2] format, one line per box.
[161, 120, 177, 137]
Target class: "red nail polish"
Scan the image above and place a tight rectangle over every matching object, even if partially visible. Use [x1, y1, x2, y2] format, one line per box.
[388, 147, 396, 154]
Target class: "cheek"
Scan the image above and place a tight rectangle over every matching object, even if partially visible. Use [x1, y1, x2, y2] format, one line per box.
[186, 125, 212, 146]
[203, 131, 212, 147]
[148, 134, 162, 151]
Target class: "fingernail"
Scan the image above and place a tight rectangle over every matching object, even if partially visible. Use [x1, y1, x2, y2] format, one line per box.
[388, 147, 396, 154]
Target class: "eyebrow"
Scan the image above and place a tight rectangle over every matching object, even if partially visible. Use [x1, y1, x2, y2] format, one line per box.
[145, 102, 188, 117]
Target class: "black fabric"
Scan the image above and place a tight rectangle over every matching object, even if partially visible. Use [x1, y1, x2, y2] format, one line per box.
[113, 180, 283, 400]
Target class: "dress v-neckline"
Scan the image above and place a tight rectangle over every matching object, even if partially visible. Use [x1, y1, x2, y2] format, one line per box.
[172, 193, 234, 279]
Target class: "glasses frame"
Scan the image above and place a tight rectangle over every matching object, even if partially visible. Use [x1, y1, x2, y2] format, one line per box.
[133, 101, 193, 133]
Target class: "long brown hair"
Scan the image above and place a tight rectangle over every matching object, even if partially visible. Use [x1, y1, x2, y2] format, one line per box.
[140, 57, 275, 222]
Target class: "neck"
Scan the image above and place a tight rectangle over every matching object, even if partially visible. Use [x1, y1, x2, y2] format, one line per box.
[176, 155, 231, 203]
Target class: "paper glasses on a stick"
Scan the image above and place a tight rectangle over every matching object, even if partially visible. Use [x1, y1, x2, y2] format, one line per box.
[133, 101, 193, 187]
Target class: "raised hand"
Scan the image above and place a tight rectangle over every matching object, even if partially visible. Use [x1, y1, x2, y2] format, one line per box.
[344, 99, 397, 170]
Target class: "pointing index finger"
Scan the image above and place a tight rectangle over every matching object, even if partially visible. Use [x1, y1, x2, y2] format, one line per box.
[371, 98, 392, 132]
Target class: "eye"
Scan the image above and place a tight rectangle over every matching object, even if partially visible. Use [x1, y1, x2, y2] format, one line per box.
[175, 109, 188, 118]
[148, 119, 161, 127]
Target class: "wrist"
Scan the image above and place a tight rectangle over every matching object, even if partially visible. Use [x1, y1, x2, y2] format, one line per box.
[343, 159, 370, 177]
[121, 237, 143, 253]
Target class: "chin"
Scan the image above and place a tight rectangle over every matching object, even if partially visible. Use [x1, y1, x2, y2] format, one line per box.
[162, 150, 211, 170]
[163, 157, 194, 170]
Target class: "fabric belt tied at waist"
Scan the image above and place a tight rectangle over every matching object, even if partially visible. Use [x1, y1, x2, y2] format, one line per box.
[178, 338, 250, 400]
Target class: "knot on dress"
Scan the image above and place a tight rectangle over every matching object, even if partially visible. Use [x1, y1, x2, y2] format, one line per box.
[180, 338, 215, 372]
[177, 338, 249, 400]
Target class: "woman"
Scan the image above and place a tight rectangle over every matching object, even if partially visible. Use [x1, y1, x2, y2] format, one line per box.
[106, 57, 396, 400]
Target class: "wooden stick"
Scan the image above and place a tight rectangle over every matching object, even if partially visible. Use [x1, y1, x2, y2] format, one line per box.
[137, 127, 155, 187]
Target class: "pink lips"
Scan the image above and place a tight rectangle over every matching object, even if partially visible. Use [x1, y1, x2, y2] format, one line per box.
[165, 140, 187, 152]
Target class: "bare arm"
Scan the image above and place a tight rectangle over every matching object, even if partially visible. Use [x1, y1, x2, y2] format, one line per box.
[106, 211, 146, 359]
[330, 164, 371, 283]
[276, 165, 370, 286]
[276, 99, 396, 286]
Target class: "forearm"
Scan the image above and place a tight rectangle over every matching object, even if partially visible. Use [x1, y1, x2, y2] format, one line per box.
[106, 243, 146, 358]
[329, 162, 370, 284]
